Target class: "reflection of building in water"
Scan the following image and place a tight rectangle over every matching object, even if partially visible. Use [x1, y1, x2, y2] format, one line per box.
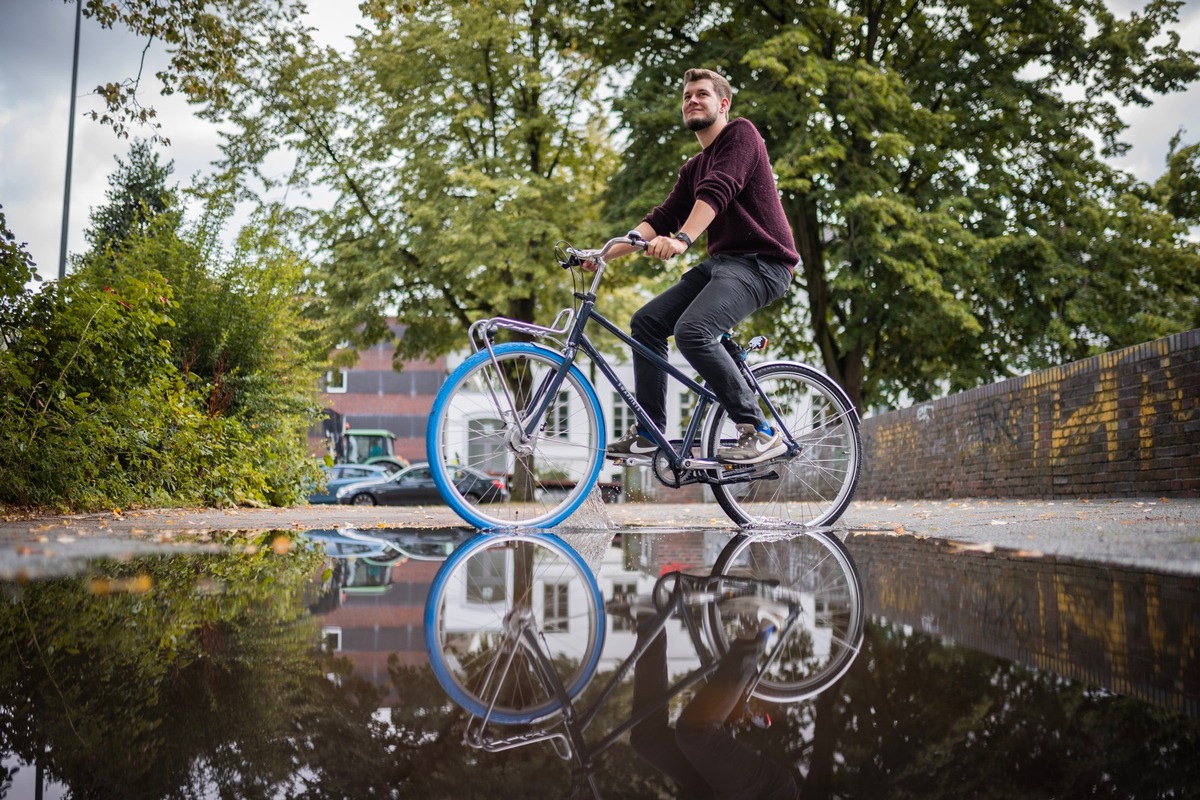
[602, 531, 731, 675]
[314, 558, 439, 687]
[852, 534, 1200, 717]
[598, 543, 695, 674]
[313, 531, 737, 692]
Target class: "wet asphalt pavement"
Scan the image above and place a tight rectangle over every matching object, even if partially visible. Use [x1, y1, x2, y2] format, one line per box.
[2, 496, 1197, 579]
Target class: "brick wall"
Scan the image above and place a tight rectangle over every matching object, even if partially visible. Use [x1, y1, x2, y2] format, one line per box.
[858, 329, 1200, 499]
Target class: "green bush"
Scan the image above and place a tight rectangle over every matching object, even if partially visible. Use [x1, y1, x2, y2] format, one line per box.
[0, 176, 327, 511]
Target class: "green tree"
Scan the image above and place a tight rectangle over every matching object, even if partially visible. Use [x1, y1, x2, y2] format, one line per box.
[598, 0, 1200, 408]
[0, 204, 40, 347]
[0, 142, 327, 511]
[188, 0, 620, 362]
[84, 139, 180, 253]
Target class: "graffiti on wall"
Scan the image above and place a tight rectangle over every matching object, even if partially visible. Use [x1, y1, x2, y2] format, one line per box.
[860, 333, 1197, 495]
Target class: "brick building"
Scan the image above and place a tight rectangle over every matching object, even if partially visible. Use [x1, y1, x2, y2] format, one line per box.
[315, 322, 449, 464]
[314, 320, 706, 499]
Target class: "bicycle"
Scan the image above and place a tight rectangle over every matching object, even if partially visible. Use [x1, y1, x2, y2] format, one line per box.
[423, 529, 863, 798]
[426, 233, 862, 529]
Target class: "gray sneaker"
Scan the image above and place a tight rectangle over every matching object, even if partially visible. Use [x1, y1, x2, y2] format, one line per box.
[717, 423, 787, 464]
[607, 424, 657, 457]
[720, 594, 791, 632]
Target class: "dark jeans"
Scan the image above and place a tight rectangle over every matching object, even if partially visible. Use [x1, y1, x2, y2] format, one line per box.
[629, 623, 800, 800]
[630, 253, 792, 431]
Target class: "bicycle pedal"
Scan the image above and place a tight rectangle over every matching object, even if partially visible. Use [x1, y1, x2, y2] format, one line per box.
[610, 455, 652, 467]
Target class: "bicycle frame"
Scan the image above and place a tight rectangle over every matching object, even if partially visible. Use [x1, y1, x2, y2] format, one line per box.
[470, 268, 798, 481]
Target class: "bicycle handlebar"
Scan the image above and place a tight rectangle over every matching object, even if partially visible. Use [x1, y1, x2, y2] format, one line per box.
[558, 231, 649, 270]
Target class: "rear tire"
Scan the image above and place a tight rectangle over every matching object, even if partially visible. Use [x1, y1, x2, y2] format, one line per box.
[705, 363, 861, 528]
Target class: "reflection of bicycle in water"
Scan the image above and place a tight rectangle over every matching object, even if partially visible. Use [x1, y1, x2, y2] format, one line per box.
[423, 530, 864, 798]
[425, 234, 862, 529]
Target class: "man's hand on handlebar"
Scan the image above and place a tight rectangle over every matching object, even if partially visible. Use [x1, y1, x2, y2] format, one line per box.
[645, 235, 688, 260]
[579, 250, 603, 273]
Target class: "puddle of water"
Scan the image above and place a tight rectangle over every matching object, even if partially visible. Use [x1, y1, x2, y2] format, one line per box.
[0, 528, 1196, 798]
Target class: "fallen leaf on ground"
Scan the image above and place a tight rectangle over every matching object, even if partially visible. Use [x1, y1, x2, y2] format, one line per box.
[946, 541, 995, 554]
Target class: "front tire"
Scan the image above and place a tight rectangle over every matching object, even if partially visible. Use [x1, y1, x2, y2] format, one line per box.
[351, 493, 376, 506]
[427, 343, 605, 528]
[706, 363, 861, 528]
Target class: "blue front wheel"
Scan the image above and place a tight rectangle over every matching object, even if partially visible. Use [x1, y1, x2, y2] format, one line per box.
[427, 343, 606, 529]
[424, 533, 606, 724]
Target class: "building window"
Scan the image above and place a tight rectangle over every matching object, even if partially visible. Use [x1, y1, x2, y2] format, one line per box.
[324, 369, 348, 394]
[468, 418, 507, 475]
[544, 583, 569, 632]
[466, 550, 507, 604]
[679, 389, 697, 429]
[322, 627, 343, 652]
[612, 392, 633, 437]
[611, 581, 638, 631]
[546, 391, 570, 439]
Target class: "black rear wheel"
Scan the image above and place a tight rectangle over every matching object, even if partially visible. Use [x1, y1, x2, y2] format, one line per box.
[705, 363, 861, 527]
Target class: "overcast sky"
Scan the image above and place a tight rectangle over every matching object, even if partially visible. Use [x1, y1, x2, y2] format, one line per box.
[1, 0, 1198, 283]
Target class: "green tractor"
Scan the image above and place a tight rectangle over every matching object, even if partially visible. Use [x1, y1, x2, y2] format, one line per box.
[333, 427, 408, 472]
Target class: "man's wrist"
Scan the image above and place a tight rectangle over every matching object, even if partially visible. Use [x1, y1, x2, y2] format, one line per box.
[672, 231, 693, 249]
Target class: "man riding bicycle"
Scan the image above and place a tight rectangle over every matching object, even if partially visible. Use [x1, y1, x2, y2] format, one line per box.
[588, 68, 800, 465]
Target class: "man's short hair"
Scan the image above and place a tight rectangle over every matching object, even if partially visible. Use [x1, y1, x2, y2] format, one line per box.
[683, 68, 733, 104]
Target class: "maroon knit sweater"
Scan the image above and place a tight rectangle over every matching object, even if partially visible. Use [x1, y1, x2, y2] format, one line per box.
[644, 117, 799, 267]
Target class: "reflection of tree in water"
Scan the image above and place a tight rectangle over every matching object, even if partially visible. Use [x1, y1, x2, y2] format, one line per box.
[797, 623, 1200, 799]
[0, 533, 332, 799]
[5, 553, 1197, 799]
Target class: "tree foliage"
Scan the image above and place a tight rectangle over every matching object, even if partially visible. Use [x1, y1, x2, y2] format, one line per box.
[191, 0, 622, 363]
[84, 138, 180, 252]
[79, 0, 1200, 410]
[597, 0, 1200, 407]
[0, 145, 328, 511]
[75, 0, 308, 142]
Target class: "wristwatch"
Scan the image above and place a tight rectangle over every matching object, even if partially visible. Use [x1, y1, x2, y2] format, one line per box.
[672, 231, 693, 249]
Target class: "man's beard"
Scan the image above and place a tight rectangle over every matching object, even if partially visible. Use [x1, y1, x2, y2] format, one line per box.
[684, 110, 717, 131]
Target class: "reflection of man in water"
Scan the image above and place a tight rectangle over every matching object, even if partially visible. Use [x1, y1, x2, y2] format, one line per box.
[630, 617, 799, 799]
